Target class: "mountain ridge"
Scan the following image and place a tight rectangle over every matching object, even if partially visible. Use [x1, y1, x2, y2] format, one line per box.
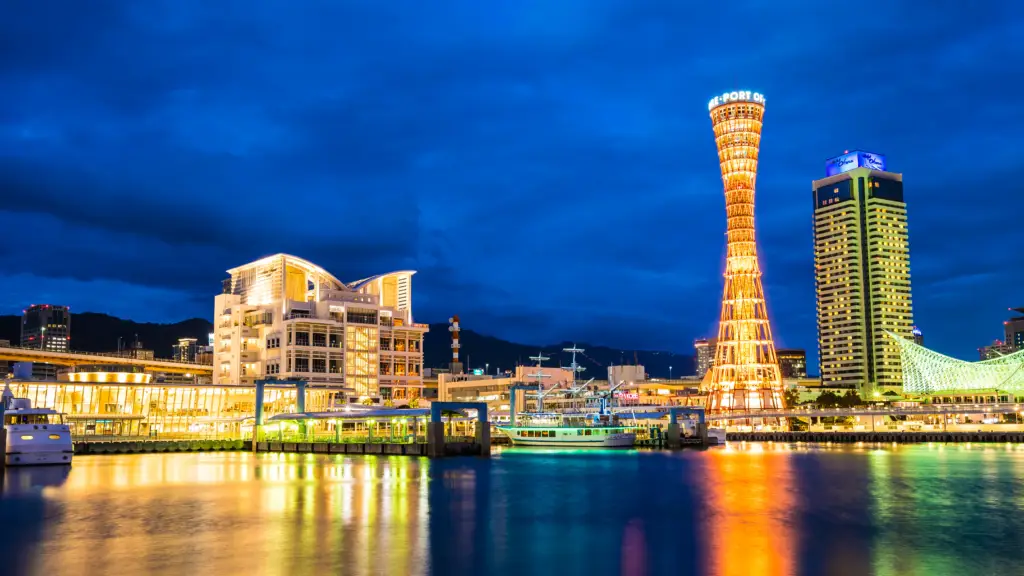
[0, 313, 694, 377]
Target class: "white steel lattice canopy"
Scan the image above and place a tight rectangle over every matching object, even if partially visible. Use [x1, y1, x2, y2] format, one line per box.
[888, 332, 1024, 394]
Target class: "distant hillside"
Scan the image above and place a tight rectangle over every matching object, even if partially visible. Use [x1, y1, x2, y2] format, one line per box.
[0, 312, 213, 358]
[0, 313, 693, 377]
[423, 323, 693, 378]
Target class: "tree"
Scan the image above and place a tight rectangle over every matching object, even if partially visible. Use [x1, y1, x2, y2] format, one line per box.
[839, 390, 864, 408]
[783, 389, 800, 407]
[814, 391, 842, 408]
[408, 398, 419, 409]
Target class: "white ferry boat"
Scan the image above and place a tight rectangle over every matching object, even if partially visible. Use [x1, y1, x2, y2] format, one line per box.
[681, 418, 727, 445]
[2, 385, 73, 466]
[497, 411, 638, 448]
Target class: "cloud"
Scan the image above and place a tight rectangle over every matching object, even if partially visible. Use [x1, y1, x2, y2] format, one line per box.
[0, 0, 1021, 363]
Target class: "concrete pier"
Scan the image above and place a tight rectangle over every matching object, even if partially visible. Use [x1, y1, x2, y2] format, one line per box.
[254, 441, 430, 456]
[74, 439, 247, 455]
[665, 423, 681, 449]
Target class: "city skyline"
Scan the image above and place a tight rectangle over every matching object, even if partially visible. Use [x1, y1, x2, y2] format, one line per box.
[2, 2, 1022, 366]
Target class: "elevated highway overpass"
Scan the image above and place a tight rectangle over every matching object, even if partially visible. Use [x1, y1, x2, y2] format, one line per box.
[0, 344, 213, 376]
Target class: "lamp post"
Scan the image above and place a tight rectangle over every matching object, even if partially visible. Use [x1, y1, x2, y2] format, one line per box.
[669, 366, 673, 380]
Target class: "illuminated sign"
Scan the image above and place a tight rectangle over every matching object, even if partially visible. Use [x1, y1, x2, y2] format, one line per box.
[208, 332, 215, 346]
[329, 305, 344, 313]
[707, 90, 766, 111]
[825, 150, 887, 176]
[614, 391, 639, 400]
[472, 369, 484, 376]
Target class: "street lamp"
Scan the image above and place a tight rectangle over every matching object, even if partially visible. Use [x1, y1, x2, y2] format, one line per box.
[669, 366, 673, 380]
[485, 363, 489, 376]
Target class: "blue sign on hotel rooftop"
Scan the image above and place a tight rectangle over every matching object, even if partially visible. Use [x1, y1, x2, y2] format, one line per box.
[825, 150, 887, 176]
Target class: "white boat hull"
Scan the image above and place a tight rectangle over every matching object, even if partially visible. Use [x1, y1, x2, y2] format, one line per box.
[499, 429, 636, 448]
[5, 425, 74, 466]
[6, 450, 73, 466]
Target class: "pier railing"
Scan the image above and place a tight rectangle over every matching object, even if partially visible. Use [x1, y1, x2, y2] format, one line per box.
[255, 430, 426, 445]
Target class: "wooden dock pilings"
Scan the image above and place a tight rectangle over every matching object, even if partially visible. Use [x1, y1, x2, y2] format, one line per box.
[727, 431, 1024, 443]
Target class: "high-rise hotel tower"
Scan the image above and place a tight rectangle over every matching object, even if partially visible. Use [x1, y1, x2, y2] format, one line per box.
[812, 151, 913, 394]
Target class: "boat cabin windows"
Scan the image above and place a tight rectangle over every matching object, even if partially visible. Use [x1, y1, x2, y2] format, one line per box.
[519, 429, 557, 438]
[575, 428, 625, 436]
[4, 413, 64, 426]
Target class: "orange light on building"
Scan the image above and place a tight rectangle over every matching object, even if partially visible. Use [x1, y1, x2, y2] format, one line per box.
[706, 91, 785, 417]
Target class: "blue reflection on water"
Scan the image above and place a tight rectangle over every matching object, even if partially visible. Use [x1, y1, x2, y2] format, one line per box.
[1, 444, 1023, 576]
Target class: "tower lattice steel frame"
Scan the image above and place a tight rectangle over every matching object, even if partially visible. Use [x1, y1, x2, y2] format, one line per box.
[706, 91, 785, 414]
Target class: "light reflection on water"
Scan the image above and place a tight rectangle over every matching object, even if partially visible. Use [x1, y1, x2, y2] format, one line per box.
[2, 444, 1024, 575]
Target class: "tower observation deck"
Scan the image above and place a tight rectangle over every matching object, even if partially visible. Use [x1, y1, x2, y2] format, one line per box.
[706, 90, 785, 416]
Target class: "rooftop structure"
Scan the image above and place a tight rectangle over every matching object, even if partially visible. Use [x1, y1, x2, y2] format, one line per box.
[890, 332, 1024, 395]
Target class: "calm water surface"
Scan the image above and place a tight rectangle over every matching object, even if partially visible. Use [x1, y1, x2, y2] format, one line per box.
[2, 443, 1024, 575]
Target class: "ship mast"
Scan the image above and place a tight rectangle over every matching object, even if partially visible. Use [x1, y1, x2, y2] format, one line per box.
[527, 352, 550, 412]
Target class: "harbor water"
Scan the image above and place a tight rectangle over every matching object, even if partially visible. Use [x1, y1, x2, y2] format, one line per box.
[2, 443, 1024, 575]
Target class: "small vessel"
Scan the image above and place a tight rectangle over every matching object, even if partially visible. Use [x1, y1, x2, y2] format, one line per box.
[497, 346, 639, 448]
[706, 427, 727, 445]
[2, 384, 73, 466]
[680, 418, 726, 445]
[497, 411, 637, 448]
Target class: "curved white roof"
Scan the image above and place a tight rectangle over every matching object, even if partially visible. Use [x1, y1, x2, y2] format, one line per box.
[347, 270, 416, 291]
[228, 253, 350, 292]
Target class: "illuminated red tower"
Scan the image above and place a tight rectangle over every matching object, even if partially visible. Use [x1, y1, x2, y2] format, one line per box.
[706, 90, 785, 415]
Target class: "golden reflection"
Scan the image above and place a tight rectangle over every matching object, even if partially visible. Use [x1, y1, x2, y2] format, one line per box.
[700, 443, 796, 576]
[12, 453, 430, 576]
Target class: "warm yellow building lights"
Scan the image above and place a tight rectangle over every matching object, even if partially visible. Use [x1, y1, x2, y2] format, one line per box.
[705, 91, 785, 414]
[214, 254, 427, 403]
[812, 153, 913, 395]
[65, 371, 152, 384]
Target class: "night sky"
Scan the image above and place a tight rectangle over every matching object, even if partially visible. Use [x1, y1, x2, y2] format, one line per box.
[1, 1, 1022, 366]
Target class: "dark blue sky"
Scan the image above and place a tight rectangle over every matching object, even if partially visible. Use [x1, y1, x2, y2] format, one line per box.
[1, 1, 1022, 364]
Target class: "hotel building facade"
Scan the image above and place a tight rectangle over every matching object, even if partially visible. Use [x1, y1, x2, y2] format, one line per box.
[812, 151, 914, 395]
[213, 254, 428, 403]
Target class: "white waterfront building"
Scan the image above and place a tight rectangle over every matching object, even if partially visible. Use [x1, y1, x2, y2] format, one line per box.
[213, 254, 428, 403]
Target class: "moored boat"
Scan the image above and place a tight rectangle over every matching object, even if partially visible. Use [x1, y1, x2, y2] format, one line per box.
[497, 411, 638, 448]
[707, 427, 727, 445]
[2, 384, 74, 466]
